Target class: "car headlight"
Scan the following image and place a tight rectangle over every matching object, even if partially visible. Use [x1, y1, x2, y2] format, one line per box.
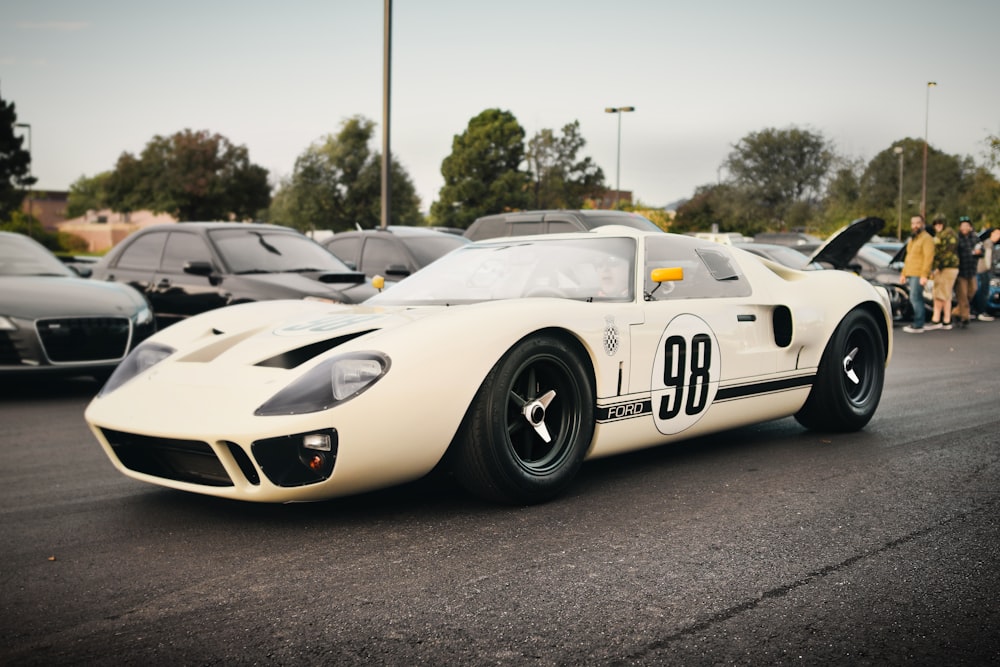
[135, 304, 154, 326]
[255, 352, 390, 416]
[98, 342, 176, 397]
[0, 316, 17, 331]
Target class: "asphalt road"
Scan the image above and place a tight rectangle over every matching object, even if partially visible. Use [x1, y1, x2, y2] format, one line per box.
[2, 320, 998, 666]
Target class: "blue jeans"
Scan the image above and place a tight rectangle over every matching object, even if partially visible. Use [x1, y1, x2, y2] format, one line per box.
[907, 276, 926, 328]
[974, 271, 990, 314]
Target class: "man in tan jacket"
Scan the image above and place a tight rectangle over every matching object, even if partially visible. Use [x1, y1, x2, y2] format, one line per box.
[900, 214, 935, 333]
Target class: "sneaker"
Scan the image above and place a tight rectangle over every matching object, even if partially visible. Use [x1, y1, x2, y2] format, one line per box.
[902, 325, 924, 333]
[940, 323, 953, 330]
[978, 313, 995, 322]
[924, 322, 943, 331]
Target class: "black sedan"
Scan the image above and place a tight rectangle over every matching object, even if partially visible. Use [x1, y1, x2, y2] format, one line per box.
[1, 231, 156, 380]
[322, 226, 469, 281]
[91, 222, 377, 328]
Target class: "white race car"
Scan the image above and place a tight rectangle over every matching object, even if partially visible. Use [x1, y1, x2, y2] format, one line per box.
[85, 227, 893, 504]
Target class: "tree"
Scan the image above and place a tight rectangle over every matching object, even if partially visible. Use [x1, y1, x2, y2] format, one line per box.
[526, 121, 605, 209]
[106, 129, 270, 220]
[0, 94, 36, 221]
[430, 109, 530, 227]
[267, 116, 422, 233]
[725, 126, 833, 228]
[858, 140, 972, 225]
[66, 172, 112, 218]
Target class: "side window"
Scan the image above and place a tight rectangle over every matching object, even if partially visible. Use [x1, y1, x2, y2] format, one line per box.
[325, 237, 362, 267]
[546, 221, 581, 234]
[644, 237, 751, 300]
[361, 237, 407, 274]
[507, 221, 545, 236]
[160, 232, 214, 274]
[115, 232, 168, 270]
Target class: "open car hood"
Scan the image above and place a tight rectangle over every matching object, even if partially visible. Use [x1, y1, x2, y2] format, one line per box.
[807, 217, 885, 269]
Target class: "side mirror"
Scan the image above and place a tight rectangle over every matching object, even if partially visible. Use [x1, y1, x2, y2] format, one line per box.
[184, 260, 215, 276]
[384, 264, 410, 278]
[650, 267, 684, 283]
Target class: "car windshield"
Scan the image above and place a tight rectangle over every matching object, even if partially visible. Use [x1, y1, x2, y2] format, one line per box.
[856, 245, 894, 267]
[0, 234, 75, 277]
[367, 236, 637, 306]
[210, 229, 353, 274]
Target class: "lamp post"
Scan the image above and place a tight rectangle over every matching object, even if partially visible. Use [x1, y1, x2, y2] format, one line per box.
[894, 146, 904, 240]
[920, 81, 936, 219]
[14, 122, 33, 237]
[604, 106, 634, 207]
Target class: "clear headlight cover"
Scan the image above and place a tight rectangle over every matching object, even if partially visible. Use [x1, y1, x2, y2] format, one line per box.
[255, 352, 390, 416]
[98, 342, 176, 396]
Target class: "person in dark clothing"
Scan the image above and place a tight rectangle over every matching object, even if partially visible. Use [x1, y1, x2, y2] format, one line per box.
[953, 216, 979, 328]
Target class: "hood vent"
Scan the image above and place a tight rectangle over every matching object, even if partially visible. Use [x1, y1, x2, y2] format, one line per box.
[256, 330, 377, 369]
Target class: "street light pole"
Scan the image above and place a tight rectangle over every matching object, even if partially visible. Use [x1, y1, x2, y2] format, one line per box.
[604, 106, 634, 208]
[14, 122, 32, 237]
[920, 81, 936, 219]
[894, 146, 904, 240]
[380, 0, 392, 230]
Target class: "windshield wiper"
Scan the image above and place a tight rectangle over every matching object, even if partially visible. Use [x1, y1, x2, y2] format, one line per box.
[252, 232, 283, 256]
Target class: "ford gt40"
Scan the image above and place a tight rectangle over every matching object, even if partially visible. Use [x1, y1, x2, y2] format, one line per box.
[85, 227, 893, 504]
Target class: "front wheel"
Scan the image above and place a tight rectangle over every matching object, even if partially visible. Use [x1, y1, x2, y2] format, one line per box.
[450, 335, 594, 504]
[795, 308, 885, 432]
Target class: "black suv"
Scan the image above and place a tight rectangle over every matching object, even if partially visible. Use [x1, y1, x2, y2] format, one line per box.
[91, 222, 375, 328]
[463, 210, 662, 242]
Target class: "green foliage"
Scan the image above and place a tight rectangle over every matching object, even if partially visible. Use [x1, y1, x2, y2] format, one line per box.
[266, 116, 422, 233]
[526, 120, 605, 210]
[66, 171, 112, 218]
[725, 126, 832, 227]
[105, 129, 270, 221]
[430, 109, 530, 227]
[0, 94, 36, 221]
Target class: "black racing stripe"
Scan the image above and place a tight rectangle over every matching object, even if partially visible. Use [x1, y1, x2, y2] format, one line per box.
[715, 374, 815, 401]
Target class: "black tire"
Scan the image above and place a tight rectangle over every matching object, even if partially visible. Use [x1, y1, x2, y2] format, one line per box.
[795, 308, 885, 432]
[451, 334, 594, 504]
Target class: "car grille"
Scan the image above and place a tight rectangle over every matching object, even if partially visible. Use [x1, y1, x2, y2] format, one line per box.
[101, 429, 234, 487]
[37, 316, 131, 363]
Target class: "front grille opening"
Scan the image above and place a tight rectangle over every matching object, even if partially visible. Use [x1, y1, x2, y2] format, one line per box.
[38, 317, 131, 362]
[102, 429, 233, 487]
[223, 441, 260, 485]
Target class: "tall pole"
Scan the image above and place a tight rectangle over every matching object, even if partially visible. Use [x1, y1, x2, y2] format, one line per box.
[604, 106, 634, 208]
[15, 122, 32, 238]
[380, 0, 392, 229]
[920, 81, 936, 219]
[894, 146, 904, 240]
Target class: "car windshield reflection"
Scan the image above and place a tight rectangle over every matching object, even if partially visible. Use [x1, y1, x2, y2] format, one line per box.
[210, 229, 353, 274]
[367, 237, 638, 305]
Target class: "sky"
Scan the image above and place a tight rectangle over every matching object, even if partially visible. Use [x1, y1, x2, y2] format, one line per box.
[2, 0, 999, 214]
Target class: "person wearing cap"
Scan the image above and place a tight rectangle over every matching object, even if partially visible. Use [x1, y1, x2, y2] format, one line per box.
[972, 226, 999, 321]
[954, 216, 982, 327]
[900, 215, 935, 333]
[925, 217, 958, 330]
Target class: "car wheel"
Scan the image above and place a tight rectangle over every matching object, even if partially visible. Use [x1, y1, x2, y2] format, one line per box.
[795, 308, 885, 432]
[451, 334, 594, 504]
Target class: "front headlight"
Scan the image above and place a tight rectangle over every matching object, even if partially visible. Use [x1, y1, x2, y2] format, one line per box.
[98, 341, 176, 397]
[255, 352, 390, 416]
[0, 315, 17, 331]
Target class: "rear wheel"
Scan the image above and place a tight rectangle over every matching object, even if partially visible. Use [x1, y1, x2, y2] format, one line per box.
[795, 309, 885, 431]
[451, 335, 594, 504]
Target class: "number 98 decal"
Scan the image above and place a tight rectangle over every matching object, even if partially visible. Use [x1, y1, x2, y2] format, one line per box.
[651, 314, 720, 435]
